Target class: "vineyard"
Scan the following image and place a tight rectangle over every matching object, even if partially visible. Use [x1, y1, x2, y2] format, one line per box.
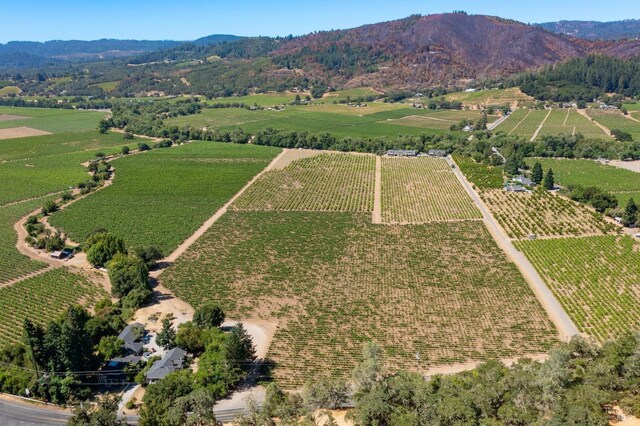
[0, 267, 107, 347]
[587, 109, 640, 141]
[162, 211, 558, 388]
[516, 236, 640, 341]
[380, 157, 480, 223]
[537, 109, 608, 139]
[524, 158, 640, 201]
[0, 107, 106, 134]
[233, 153, 375, 212]
[481, 188, 614, 239]
[452, 156, 504, 189]
[0, 198, 52, 284]
[50, 142, 281, 253]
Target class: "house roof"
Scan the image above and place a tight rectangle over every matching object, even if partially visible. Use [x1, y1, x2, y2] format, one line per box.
[118, 323, 145, 355]
[145, 347, 186, 381]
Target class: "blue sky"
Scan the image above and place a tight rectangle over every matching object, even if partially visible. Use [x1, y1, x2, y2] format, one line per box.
[1, 0, 639, 43]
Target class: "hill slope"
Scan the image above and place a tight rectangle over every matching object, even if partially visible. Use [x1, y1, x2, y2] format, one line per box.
[539, 20, 640, 40]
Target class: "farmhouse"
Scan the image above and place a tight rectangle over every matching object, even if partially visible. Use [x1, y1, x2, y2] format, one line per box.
[145, 347, 187, 383]
[514, 175, 534, 186]
[427, 149, 448, 157]
[387, 149, 418, 157]
[504, 183, 526, 192]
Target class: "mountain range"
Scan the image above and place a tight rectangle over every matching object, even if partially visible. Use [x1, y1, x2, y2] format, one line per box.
[539, 19, 640, 40]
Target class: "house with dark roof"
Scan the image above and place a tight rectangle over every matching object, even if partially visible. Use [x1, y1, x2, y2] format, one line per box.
[387, 149, 418, 157]
[514, 175, 534, 186]
[145, 347, 187, 383]
[118, 322, 145, 356]
[427, 149, 448, 157]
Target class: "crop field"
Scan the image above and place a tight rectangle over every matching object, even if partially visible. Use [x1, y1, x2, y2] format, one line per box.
[0, 268, 107, 347]
[206, 92, 302, 107]
[524, 158, 640, 201]
[233, 153, 375, 212]
[381, 157, 480, 223]
[388, 110, 498, 130]
[443, 88, 533, 106]
[50, 142, 281, 253]
[162, 212, 558, 387]
[0, 197, 53, 284]
[91, 81, 118, 92]
[516, 236, 640, 341]
[322, 87, 382, 102]
[0, 107, 106, 133]
[498, 109, 550, 139]
[165, 105, 452, 138]
[452, 156, 504, 189]
[623, 102, 640, 112]
[587, 109, 640, 140]
[537, 109, 608, 139]
[0, 132, 135, 205]
[481, 189, 613, 239]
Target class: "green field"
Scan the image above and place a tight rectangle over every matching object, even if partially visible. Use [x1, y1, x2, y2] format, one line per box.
[321, 87, 383, 102]
[443, 88, 533, 105]
[587, 109, 640, 140]
[0, 131, 135, 205]
[165, 105, 458, 138]
[0, 107, 106, 133]
[516, 236, 640, 341]
[524, 158, 640, 203]
[388, 110, 498, 130]
[162, 212, 557, 387]
[0, 268, 107, 347]
[623, 102, 640, 112]
[50, 142, 281, 253]
[207, 92, 302, 107]
[91, 81, 119, 92]
[0, 197, 53, 285]
[0, 86, 21, 96]
[537, 109, 608, 139]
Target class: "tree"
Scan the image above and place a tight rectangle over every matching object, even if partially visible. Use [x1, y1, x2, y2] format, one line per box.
[504, 154, 521, 175]
[623, 198, 638, 227]
[224, 323, 256, 372]
[97, 336, 124, 360]
[351, 342, 384, 396]
[134, 245, 164, 269]
[85, 233, 126, 267]
[303, 376, 349, 410]
[167, 388, 217, 426]
[156, 318, 176, 350]
[532, 162, 544, 185]
[139, 370, 194, 426]
[612, 129, 633, 142]
[107, 253, 149, 299]
[68, 396, 124, 426]
[543, 168, 555, 190]
[193, 302, 225, 329]
[175, 321, 205, 355]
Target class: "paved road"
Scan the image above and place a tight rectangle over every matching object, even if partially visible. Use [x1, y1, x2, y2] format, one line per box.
[0, 394, 253, 425]
[447, 157, 580, 341]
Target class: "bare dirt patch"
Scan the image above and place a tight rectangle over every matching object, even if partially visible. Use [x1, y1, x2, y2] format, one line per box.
[269, 148, 326, 170]
[0, 114, 29, 122]
[0, 126, 51, 140]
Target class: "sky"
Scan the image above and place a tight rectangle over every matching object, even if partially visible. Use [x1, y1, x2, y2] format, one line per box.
[1, 0, 639, 43]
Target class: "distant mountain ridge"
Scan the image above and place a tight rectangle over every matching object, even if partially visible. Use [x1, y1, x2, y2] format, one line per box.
[539, 19, 640, 40]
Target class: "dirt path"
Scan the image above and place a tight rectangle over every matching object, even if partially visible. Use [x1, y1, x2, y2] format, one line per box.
[576, 108, 612, 136]
[610, 160, 640, 173]
[530, 109, 552, 141]
[487, 113, 510, 131]
[268, 148, 324, 170]
[563, 109, 570, 126]
[372, 156, 382, 224]
[624, 113, 640, 123]
[153, 149, 289, 267]
[447, 156, 580, 342]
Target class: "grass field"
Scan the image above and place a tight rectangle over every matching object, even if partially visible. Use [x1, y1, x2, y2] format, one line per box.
[162, 212, 558, 387]
[516, 236, 640, 341]
[0, 131, 135, 205]
[50, 142, 281, 253]
[481, 188, 613, 239]
[92, 81, 119, 92]
[453, 156, 504, 190]
[443, 88, 533, 106]
[387, 110, 498, 130]
[381, 157, 480, 223]
[0, 86, 21, 96]
[537, 109, 608, 139]
[233, 153, 375, 212]
[322, 87, 382, 102]
[524, 158, 640, 203]
[165, 105, 455, 138]
[495, 109, 549, 139]
[206, 92, 302, 107]
[0, 197, 53, 285]
[0, 268, 107, 347]
[623, 103, 640, 112]
[587, 109, 640, 140]
[0, 107, 106, 133]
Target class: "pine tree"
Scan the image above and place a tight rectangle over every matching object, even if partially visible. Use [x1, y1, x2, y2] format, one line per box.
[156, 318, 176, 350]
[532, 162, 544, 185]
[224, 323, 256, 371]
[623, 198, 638, 227]
[543, 168, 555, 190]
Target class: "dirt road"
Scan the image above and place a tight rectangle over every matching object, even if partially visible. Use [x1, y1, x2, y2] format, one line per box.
[371, 156, 382, 224]
[447, 157, 580, 341]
